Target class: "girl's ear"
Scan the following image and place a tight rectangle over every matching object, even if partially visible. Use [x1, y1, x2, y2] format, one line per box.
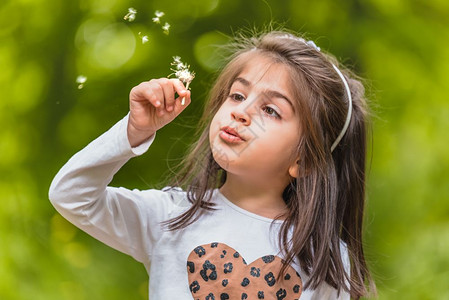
[288, 159, 300, 178]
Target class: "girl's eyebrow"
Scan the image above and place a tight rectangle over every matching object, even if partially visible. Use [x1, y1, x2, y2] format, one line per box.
[234, 77, 295, 112]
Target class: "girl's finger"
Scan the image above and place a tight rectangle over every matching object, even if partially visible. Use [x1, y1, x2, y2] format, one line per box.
[170, 78, 188, 100]
[142, 80, 164, 108]
[173, 90, 191, 113]
[159, 78, 176, 112]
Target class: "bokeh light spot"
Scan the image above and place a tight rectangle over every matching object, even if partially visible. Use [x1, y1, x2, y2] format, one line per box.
[92, 23, 136, 70]
[194, 31, 229, 72]
[12, 62, 45, 114]
[75, 16, 115, 49]
[0, 128, 26, 168]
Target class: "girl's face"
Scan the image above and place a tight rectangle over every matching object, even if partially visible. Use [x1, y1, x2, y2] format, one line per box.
[209, 54, 301, 185]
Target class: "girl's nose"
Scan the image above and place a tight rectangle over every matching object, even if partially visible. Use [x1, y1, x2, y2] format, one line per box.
[231, 105, 251, 126]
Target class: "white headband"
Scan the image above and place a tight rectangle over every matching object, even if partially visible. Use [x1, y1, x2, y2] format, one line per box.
[330, 64, 352, 152]
[279, 36, 353, 152]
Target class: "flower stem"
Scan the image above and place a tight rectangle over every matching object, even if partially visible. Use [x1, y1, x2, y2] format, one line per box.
[181, 81, 190, 105]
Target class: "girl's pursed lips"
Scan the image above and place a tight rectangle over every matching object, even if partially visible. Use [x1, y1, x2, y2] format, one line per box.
[220, 126, 246, 142]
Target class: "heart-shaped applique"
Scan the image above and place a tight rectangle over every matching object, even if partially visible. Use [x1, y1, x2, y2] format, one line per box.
[187, 242, 302, 300]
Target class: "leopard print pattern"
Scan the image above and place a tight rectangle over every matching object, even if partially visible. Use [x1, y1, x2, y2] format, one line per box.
[187, 242, 302, 299]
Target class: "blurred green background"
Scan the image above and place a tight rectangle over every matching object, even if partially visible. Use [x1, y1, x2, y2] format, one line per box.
[1, 0, 448, 299]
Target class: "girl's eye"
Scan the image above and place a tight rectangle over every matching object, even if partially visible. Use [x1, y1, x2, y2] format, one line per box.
[228, 92, 281, 120]
[263, 106, 281, 119]
[229, 93, 245, 102]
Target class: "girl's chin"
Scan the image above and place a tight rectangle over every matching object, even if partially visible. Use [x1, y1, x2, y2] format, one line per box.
[211, 150, 234, 171]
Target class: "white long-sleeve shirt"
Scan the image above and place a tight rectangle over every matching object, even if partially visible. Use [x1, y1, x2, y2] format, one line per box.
[49, 115, 349, 299]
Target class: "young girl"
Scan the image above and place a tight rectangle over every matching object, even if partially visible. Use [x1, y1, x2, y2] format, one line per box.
[49, 30, 376, 299]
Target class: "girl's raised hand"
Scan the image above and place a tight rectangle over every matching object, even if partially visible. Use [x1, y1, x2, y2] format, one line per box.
[127, 78, 191, 147]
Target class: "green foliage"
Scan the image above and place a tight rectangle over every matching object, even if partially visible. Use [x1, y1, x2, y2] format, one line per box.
[1, 0, 448, 298]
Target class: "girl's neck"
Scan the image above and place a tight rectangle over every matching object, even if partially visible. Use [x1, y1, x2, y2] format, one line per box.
[219, 174, 288, 219]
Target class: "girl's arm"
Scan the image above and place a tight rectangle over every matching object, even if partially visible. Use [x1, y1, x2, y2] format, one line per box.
[49, 79, 191, 263]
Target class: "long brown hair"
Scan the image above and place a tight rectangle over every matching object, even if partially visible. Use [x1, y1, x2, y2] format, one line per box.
[163, 30, 376, 299]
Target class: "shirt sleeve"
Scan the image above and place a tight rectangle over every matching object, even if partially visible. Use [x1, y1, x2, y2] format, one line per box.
[48, 114, 186, 263]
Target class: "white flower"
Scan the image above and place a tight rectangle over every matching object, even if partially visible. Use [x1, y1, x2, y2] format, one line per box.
[76, 75, 87, 89]
[152, 10, 169, 34]
[175, 69, 194, 83]
[170, 56, 195, 83]
[170, 56, 195, 105]
[138, 32, 149, 44]
[152, 10, 165, 23]
[162, 22, 170, 35]
[124, 7, 137, 22]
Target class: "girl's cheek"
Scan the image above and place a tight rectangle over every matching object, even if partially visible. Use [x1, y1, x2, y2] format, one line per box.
[210, 111, 222, 134]
[213, 105, 229, 121]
